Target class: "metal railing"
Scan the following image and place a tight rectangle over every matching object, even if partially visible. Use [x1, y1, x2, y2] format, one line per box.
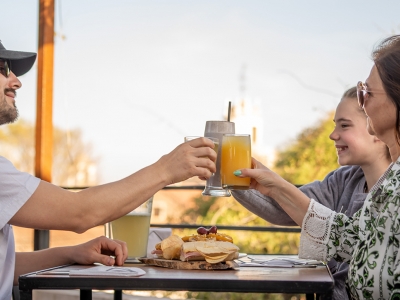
[161, 184, 302, 232]
[35, 182, 301, 251]
[153, 184, 301, 232]
[63, 185, 302, 234]
[151, 223, 300, 233]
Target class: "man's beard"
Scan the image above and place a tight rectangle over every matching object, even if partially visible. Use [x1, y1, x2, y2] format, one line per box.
[0, 94, 19, 125]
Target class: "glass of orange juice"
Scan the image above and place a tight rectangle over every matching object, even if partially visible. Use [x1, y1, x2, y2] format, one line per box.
[221, 134, 251, 190]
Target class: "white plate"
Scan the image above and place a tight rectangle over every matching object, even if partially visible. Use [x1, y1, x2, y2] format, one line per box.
[238, 253, 247, 258]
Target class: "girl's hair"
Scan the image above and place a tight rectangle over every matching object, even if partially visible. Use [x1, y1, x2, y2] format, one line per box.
[342, 86, 357, 99]
[372, 34, 400, 145]
[341, 86, 364, 113]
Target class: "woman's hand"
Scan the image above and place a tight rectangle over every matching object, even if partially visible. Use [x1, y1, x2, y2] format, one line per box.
[234, 157, 310, 226]
[234, 158, 285, 198]
[69, 236, 128, 266]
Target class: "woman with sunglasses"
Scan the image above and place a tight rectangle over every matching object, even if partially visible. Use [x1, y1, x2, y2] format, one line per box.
[232, 86, 391, 300]
[234, 34, 400, 299]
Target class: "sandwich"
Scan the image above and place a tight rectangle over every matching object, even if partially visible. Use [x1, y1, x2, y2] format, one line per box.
[151, 227, 239, 264]
[180, 240, 239, 263]
[152, 234, 183, 260]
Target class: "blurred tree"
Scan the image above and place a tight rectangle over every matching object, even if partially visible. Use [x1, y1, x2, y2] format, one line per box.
[0, 119, 35, 173]
[186, 291, 304, 300]
[0, 119, 99, 186]
[273, 111, 338, 185]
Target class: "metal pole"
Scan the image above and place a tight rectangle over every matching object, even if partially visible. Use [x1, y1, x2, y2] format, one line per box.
[34, 0, 54, 250]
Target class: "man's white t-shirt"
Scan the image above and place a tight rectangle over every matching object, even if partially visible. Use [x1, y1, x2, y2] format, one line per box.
[0, 156, 40, 299]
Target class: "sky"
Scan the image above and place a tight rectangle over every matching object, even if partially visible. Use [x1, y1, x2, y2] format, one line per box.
[2, 0, 400, 184]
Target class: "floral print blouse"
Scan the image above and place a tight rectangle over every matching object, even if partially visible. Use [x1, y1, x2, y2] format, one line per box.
[299, 158, 400, 300]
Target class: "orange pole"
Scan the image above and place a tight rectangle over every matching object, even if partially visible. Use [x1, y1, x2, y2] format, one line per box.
[35, 0, 54, 183]
[34, 0, 54, 250]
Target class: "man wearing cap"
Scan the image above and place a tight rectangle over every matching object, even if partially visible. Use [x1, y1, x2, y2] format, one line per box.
[0, 41, 216, 298]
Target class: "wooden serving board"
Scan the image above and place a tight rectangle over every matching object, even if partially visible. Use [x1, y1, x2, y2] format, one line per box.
[139, 258, 239, 270]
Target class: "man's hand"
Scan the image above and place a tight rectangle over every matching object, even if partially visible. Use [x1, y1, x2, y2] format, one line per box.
[14, 236, 128, 285]
[156, 137, 217, 185]
[69, 236, 128, 266]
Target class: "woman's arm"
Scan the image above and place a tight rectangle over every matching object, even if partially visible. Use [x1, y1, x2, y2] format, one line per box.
[232, 189, 297, 226]
[232, 166, 361, 226]
[235, 158, 310, 225]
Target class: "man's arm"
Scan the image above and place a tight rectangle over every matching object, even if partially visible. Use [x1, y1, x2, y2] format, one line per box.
[10, 138, 216, 233]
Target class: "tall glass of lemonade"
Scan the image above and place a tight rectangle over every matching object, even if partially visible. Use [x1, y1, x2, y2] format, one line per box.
[110, 196, 153, 260]
[221, 134, 251, 190]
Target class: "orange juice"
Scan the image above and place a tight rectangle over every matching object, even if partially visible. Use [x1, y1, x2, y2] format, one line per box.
[221, 134, 251, 190]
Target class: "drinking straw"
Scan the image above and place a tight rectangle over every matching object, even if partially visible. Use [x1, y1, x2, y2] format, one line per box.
[227, 101, 231, 122]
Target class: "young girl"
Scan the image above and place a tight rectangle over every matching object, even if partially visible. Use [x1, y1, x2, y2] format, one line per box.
[232, 87, 391, 300]
[234, 34, 400, 299]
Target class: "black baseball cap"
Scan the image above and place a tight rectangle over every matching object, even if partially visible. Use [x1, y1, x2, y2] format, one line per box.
[0, 40, 37, 76]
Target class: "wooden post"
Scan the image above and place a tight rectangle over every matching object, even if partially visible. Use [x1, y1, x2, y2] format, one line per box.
[34, 0, 54, 250]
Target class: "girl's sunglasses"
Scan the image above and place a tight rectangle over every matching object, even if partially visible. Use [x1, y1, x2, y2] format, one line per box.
[0, 59, 11, 78]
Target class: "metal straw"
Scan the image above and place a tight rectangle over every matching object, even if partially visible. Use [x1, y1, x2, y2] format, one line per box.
[228, 101, 231, 122]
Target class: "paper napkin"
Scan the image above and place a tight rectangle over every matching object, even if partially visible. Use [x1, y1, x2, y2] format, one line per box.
[236, 256, 324, 268]
[69, 266, 146, 277]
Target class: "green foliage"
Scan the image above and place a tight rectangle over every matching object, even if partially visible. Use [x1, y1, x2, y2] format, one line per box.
[273, 111, 339, 185]
[144, 290, 306, 300]
[183, 196, 219, 224]
[185, 292, 305, 300]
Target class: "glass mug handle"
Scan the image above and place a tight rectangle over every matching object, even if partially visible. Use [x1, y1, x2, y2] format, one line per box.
[104, 222, 113, 239]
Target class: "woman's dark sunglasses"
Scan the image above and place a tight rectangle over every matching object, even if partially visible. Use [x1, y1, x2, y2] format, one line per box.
[0, 59, 11, 78]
